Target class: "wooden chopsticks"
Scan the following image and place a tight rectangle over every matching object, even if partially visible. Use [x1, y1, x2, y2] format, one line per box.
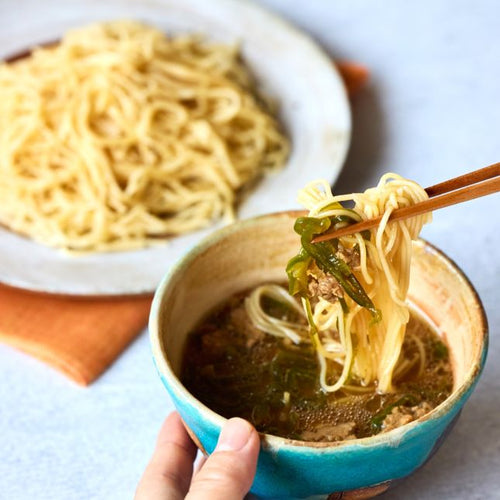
[312, 163, 500, 244]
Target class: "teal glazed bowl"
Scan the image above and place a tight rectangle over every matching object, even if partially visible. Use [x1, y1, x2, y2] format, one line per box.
[149, 211, 488, 499]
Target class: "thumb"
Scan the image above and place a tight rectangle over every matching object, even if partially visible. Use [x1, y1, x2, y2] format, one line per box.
[186, 418, 260, 500]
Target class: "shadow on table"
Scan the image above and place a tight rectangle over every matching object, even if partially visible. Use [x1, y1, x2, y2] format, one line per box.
[334, 83, 388, 195]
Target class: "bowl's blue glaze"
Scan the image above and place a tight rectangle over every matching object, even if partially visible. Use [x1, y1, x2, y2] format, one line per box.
[149, 212, 488, 499]
[154, 361, 482, 499]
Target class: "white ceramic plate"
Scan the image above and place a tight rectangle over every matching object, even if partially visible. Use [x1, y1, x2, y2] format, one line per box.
[0, 0, 350, 295]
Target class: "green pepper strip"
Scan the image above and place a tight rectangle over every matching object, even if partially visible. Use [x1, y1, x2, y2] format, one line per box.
[287, 216, 380, 320]
[286, 248, 312, 297]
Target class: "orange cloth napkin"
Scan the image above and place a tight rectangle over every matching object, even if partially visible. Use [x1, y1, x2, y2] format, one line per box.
[0, 61, 369, 386]
[336, 61, 370, 97]
[0, 283, 152, 385]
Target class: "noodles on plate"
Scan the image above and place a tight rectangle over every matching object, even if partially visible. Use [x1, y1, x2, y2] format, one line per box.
[0, 21, 289, 252]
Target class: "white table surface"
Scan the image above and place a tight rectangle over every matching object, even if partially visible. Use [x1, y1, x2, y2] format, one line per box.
[1, 1, 499, 499]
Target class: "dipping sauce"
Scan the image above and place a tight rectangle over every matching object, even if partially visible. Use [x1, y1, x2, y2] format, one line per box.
[181, 287, 453, 441]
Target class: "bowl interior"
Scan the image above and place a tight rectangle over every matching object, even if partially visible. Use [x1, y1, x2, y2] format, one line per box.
[408, 242, 486, 391]
[154, 212, 486, 409]
[157, 212, 301, 376]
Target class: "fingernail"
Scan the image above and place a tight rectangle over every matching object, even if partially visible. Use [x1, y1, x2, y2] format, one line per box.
[215, 418, 252, 452]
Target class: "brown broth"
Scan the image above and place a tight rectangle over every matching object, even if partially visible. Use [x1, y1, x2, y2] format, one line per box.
[180, 287, 453, 442]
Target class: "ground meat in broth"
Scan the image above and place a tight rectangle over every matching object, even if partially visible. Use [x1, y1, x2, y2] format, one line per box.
[306, 244, 360, 304]
[300, 422, 357, 442]
[382, 402, 433, 432]
[307, 270, 344, 302]
[337, 242, 361, 268]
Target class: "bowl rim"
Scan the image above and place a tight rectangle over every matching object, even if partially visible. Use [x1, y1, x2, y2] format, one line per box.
[149, 210, 488, 450]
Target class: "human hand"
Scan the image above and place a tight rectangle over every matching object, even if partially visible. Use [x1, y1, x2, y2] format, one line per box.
[135, 412, 260, 500]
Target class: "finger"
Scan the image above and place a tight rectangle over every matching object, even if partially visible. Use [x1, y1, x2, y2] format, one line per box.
[186, 418, 260, 500]
[135, 412, 198, 500]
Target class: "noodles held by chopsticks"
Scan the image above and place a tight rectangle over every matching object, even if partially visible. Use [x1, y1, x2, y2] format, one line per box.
[247, 175, 431, 394]
[297, 175, 431, 393]
[0, 21, 289, 252]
